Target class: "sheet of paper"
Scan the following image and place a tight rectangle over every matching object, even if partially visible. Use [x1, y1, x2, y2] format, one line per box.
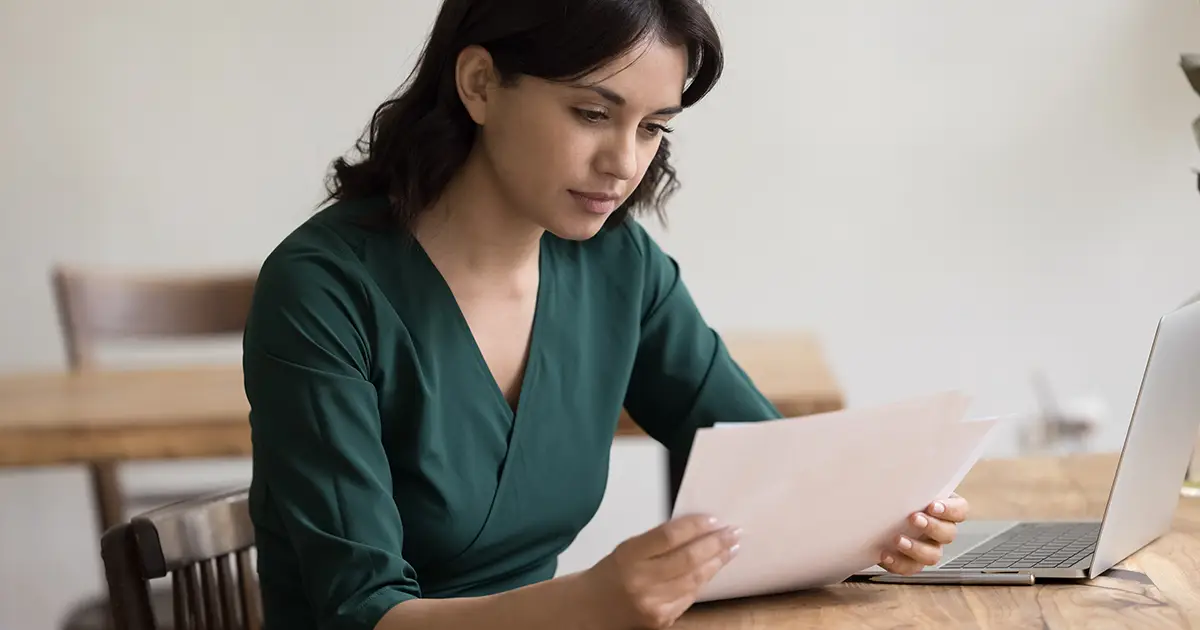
[673, 391, 1000, 602]
[934, 414, 1016, 498]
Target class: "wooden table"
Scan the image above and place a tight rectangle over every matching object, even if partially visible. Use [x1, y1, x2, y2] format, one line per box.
[0, 332, 845, 468]
[676, 453, 1200, 628]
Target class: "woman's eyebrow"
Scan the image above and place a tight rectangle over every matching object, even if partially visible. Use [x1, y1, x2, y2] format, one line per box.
[577, 84, 683, 116]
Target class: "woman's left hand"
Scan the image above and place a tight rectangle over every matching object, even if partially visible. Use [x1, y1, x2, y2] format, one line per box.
[879, 493, 970, 575]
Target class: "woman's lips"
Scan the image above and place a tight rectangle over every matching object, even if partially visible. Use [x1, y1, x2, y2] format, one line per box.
[570, 191, 620, 215]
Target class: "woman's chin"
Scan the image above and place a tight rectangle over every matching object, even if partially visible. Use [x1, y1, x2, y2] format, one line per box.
[544, 214, 611, 241]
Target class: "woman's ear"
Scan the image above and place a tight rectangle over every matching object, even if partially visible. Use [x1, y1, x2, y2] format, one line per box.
[455, 45, 496, 126]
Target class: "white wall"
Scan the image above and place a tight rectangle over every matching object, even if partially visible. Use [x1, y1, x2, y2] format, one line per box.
[2, 0, 1198, 628]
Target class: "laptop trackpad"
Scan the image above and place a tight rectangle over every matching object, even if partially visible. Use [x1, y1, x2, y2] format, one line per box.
[937, 520, 1017, 564]
[854, 520, 1016, 576]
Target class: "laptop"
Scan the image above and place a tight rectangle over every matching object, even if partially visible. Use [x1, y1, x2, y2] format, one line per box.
[855, 298, 1200, 585]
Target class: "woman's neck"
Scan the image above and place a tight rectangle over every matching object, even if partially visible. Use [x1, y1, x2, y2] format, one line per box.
[412, 149, 543, 283]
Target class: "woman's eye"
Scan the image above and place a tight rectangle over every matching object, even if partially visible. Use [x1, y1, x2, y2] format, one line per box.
[644, 123, 675, 137]
[575, 108, 607, 123]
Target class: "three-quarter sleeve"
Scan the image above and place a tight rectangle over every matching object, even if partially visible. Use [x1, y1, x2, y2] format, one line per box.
[620, 220, 782, 456]
[243, 247, 419, 630]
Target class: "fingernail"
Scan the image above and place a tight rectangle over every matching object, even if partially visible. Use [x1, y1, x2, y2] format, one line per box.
[729, 543, 741, 556]
[932, 502, 946, 515]
[898, 536, 913, 550]
[914, 514, 929, 528]
[883, 555, 894, 565]
[707, 516, 721, 526]
[725, 527, 743, 543]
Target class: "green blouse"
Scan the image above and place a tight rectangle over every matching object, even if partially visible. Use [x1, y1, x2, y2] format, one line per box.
[242, 197, 780, 630]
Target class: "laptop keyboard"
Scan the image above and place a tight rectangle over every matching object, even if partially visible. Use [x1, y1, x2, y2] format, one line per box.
[940, 522, 1100, 570]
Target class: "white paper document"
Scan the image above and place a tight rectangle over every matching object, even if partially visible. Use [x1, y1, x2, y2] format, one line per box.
[672, 391, 1001, 602]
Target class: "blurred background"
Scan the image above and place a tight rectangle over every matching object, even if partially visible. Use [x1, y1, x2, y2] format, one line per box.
[2, 0, 1199, 628]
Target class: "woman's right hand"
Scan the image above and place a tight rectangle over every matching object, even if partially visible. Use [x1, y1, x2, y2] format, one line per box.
[579, 514, 742, 629]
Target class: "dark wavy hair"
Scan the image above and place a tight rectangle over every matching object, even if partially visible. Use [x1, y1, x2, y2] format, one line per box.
[324, 0, 724, 231]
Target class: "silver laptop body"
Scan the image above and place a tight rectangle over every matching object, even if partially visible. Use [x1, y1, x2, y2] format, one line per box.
[858, 299, 1200, 584]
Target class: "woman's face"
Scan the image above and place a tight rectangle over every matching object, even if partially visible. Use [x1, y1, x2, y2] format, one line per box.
[457, 39, 689, 241]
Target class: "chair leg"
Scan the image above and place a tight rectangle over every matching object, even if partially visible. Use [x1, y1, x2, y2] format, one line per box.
[101, 524, 157, 630]
[90, 462, 125, 534]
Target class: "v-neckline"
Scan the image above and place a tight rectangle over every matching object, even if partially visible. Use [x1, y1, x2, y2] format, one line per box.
[409, 234, 548, 423]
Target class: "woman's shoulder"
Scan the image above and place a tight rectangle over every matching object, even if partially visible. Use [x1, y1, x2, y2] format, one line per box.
[574, 216, 681, 294]
[560, 216, 668, 272]
[542, 217, 680, 321]
[264, 195, 390, 266]
[256, 201, 373, 294]
[247, 198, 398, 348]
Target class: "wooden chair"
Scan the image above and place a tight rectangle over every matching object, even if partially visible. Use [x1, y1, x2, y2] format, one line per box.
[51, 266, 257, 534]
[50, 266, 257, 630]
[100, 487, 261, 630]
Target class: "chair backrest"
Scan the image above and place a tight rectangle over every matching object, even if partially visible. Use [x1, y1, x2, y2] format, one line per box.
[50, 266, 260, 534]
[101, 487, 261, 630]
[51, 266, 257, 370]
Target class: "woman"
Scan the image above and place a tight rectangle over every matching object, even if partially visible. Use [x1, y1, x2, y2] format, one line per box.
[242, 0, 970, 628]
